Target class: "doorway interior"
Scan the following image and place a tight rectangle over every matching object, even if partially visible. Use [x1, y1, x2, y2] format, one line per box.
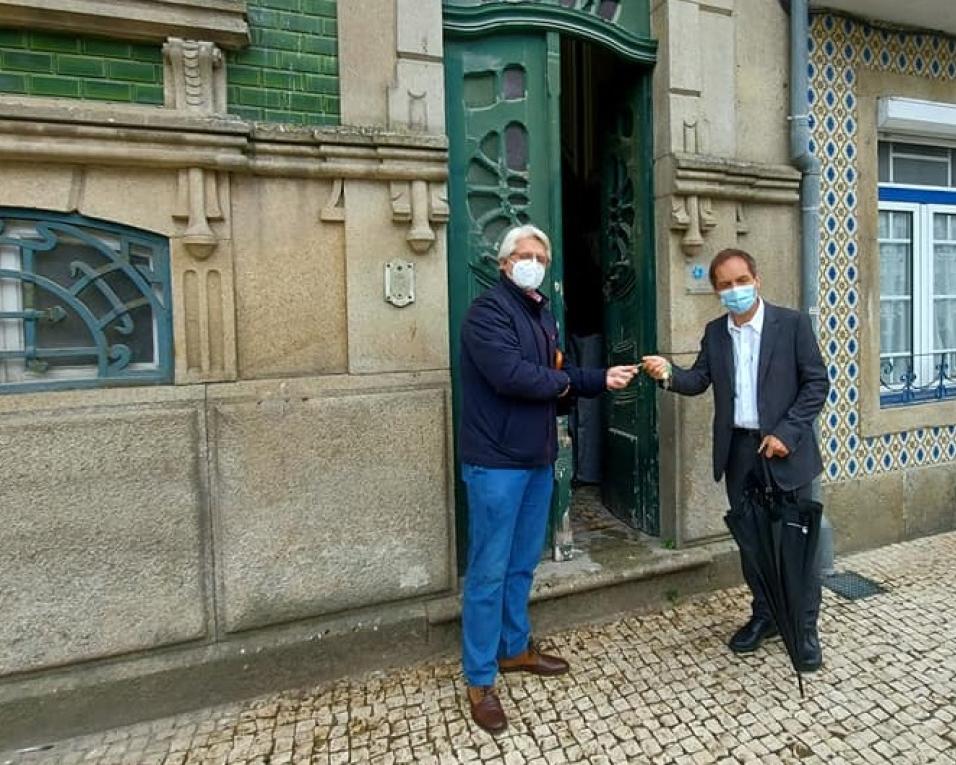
[559, 36, 657, 548]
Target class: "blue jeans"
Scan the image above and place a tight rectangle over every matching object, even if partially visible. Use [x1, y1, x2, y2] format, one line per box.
[460, 463, 553, 686]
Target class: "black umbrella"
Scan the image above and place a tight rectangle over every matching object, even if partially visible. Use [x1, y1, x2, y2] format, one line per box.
[724, 458, 823, 697]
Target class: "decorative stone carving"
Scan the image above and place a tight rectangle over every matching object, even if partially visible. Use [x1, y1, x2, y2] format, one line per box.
[321, 179, 346, 222]
[390, 180, 449, 254]
[173, 168, 226, 259]
[67, 167, 87, 212]
[671, 194, 716, 257]
[161, 37, 235, 382]
[177, 258, 236, 383]
[163, 39, 226, 115]
[164, 38, 228, 259]
[736, 202, 749, 237]
[387, 60, 446, 134]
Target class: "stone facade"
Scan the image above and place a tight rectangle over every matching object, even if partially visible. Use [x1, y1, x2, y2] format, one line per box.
[2, 0, 955, 745]
[653, 1, 956, 553]
[0, 0, 455, 732]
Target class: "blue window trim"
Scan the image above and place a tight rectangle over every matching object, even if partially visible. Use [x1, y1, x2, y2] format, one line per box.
[876, 189, 956, 408]
[881, 386, 956, 407]
[0, 208, 173, 394]
[878, 186, 956, 205]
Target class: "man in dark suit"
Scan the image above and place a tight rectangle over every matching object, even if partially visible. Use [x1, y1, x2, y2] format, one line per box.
[458, 224, 638, 734]
[642, 248, 829, 671]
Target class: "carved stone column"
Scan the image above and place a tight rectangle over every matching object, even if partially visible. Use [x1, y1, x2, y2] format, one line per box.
[163, 37, 237, 383]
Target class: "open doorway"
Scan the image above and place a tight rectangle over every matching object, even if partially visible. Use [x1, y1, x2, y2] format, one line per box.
[559, 36, 659, 545]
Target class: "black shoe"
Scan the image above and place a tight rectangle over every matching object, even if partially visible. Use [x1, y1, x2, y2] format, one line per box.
[728, 616, 778, 654]
[796, 627, 823, 672]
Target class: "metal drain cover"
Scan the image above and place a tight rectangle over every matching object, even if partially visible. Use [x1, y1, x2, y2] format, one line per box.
[823, 571, 886, 600]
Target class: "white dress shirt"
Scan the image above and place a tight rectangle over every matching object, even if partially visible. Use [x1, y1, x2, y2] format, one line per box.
[727, 298, 764, 430]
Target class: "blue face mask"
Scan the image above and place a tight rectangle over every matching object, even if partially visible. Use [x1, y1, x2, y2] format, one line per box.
[719, 284, 758, 314]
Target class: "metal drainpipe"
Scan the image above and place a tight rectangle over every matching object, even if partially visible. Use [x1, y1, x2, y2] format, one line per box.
[789, 0, 834, 574]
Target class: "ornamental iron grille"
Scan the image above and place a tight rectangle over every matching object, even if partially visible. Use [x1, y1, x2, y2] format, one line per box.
[880, 353, 956, 407]
[0, 210, 173, 392]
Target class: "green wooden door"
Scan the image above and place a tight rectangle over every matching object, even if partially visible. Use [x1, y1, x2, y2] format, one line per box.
[600, 76, 659, 535]
[445, 33, 566, 566]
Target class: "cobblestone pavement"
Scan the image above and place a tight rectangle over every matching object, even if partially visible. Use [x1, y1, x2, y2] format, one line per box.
[6, 533, 956, 765]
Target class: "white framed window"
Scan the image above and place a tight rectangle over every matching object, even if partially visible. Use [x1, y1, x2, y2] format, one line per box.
[877, 143, 956, 406]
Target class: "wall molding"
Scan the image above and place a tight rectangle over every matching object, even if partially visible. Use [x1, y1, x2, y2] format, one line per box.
[0, 0, 250, 49]
[0, 100, 449, 183]
[659, 152, 801, 204]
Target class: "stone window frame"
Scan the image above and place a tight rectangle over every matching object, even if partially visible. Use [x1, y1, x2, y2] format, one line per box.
[0, 0, 250, 49]
[857, 68, 956, 436]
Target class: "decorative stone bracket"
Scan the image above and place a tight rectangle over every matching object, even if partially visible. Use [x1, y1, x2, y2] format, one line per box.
[390, 180, 449, 254]
[172, 168, 226, 259]
[671, 195, 716, 257]
[163, 38, 227, 115]
[661, 152, 801, 255]
[164, 38, 228, 259]
[320, 179, 346, 223]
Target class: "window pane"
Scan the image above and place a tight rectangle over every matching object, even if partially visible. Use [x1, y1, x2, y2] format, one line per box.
[501, 66, 526, 101]
[880, 299, 912, 354]
[504, 122, 528, 171]
[892, 211, 911, 240]
[30, 239, 156, 369]
[893, 142, 950, 158]
[0, 242, 24, 384]
[463, 72, 496, 108]
[881, 244, 911, 294]
[934, 298, 956, 351]
[878, 142, 890, 183]
[892, 156, 950, 186]
[0, 211, 172, 392]
[936, 244, 956, 294]
[879, 209, 913, 362]
[880, 355, 911, 387]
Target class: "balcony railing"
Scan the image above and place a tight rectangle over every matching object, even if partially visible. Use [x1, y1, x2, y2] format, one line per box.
[880, 353, 956, 407]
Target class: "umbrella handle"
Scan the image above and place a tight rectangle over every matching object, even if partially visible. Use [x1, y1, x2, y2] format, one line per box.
[758, 455, 775, 492]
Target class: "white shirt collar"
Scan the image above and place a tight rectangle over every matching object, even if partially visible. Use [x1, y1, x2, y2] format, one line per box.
[727, 297, 764, 334]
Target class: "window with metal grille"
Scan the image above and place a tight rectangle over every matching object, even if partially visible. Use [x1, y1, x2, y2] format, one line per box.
[877, 141, 956, 407]
[0, 210, 173, 392]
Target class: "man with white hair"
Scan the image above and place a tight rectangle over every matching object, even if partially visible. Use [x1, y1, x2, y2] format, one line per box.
[458, 224, 638, 734]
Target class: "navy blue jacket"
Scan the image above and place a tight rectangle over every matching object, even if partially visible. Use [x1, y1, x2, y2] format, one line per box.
[459, 276, 607, 468]
[669, 301, 829, 491]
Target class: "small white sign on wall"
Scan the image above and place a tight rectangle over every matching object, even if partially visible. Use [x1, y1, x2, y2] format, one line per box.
[385, 260, 416, 308]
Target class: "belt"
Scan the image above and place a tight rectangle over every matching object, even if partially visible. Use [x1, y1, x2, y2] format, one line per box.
[733, 427, 761, 436]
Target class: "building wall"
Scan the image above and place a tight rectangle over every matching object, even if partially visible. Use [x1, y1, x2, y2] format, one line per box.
[0, 29, 164, 103]
[0, 0, 340, 123]
[809, 12, 956, 550]
[652, 0, 803, 545]
[227, 0, 339, 124]
[652, 1, 956, 551]
[0, 0, 452, 718]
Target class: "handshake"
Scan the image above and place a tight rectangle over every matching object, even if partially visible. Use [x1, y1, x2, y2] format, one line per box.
[604, 356, 674, 391]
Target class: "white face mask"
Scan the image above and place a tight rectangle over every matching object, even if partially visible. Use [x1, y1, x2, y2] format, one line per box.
[510, 259, 547, 291]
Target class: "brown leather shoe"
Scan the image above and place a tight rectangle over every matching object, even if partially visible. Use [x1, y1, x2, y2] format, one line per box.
[498, 639, 570, 676]
[467, 685, 507, 734]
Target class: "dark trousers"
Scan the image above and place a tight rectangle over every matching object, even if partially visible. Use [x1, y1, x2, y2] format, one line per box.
[724, 429, 822, 628]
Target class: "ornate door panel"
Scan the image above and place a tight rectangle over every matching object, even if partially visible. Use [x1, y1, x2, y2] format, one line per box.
[600, 78, 659, 534]
[445, 34, 565, 564]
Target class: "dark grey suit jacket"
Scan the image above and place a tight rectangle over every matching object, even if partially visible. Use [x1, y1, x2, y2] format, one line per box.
[669, 301, 829, 491]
